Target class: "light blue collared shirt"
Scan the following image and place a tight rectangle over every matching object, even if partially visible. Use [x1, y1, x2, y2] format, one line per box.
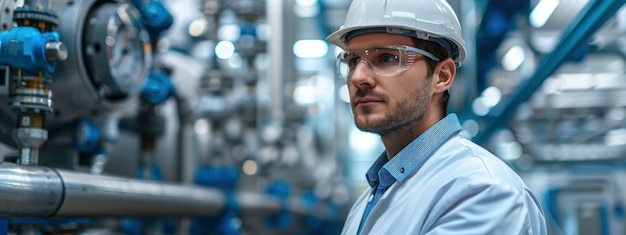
[344, 114, 547, 235]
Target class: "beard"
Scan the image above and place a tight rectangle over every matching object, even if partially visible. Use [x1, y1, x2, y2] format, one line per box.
[352, 79, 432, 135]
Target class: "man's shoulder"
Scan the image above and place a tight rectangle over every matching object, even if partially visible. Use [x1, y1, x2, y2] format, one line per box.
[411, 135, 529, 192]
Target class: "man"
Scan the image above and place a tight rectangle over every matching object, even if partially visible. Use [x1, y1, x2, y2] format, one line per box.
[326, 0, 547, 234]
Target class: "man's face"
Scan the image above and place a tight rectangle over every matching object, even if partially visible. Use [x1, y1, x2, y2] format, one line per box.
[345, 33, 434, 135]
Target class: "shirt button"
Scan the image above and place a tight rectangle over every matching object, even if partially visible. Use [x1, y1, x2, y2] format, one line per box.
[400, 167, 405, 173]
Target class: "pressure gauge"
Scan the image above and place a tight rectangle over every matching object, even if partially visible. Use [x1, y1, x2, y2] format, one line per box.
[0, 0, 155, 130]
[84, 2, 151, 100]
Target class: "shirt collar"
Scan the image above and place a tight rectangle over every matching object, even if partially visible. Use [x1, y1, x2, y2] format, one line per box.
[365, 113, 463, 188]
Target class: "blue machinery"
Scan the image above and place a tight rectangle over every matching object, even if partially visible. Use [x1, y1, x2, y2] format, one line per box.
[0, 0, 66, 166]
[3, 0, 626, 234]
[472, 0, 626, 144]
[0, 0, 346, 234]
[467, 0, 626, 234]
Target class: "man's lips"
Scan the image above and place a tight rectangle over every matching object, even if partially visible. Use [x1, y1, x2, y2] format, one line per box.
[354, 97, 383, 106]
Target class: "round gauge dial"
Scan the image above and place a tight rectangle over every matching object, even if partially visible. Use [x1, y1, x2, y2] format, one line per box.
[83, 2, 151, 101]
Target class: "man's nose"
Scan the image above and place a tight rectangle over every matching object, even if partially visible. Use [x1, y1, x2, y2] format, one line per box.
[350, 60, 375, 88]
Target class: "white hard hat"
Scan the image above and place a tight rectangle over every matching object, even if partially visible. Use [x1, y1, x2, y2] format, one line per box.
[326, 0, 466, 67]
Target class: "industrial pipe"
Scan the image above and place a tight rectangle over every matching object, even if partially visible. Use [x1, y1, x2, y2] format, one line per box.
[56, 169, 226, 217]
[0, 163, 63, 217]
[0, 162, 226, 218]
[0, 163, 337, 219]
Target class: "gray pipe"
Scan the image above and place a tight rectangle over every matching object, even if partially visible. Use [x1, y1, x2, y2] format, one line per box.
[56, 169, 226, 217]
[0, 162, 227, 218]
[0, 163, 63, 218]
[0, 163, 340, 219]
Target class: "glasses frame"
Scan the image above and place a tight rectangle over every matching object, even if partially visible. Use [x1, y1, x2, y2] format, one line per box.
[335, 45, 440, 80]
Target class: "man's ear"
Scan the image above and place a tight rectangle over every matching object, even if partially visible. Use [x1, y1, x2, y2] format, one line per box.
[434, 58, 456, 93]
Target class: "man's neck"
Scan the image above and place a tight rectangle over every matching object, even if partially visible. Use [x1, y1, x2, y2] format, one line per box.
[380, 113, 444, 160]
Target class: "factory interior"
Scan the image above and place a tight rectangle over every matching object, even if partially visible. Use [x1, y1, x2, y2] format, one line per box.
[0, 0, 625, 234]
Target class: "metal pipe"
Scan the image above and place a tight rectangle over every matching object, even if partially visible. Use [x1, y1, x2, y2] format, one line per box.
[0, 163, 340, 219]
[267, 0, 285, 123]
[0, 163, 63, 218]
[237, 191, 281, 216]
[473, 0, 626, 144]
[0, 162, 226, 217]
[56, 169, 226, 217]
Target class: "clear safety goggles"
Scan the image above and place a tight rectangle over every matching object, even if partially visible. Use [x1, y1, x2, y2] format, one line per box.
[336, 45, 440, 80]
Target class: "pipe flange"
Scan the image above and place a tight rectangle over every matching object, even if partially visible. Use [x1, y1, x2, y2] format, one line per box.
[10, 87, 53, 112]
[13, 8, 59, 27]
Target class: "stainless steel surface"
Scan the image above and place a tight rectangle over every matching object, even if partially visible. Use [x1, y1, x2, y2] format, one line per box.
[12, 127, 46, 165]
[12, 128, 48, 148]
[236, 190, 281, 216]
[0, 163, 63, 217]
[23, 0, 51, 10]
[267, 0, 284, 122]
[0, 0, 22, 31]
[0, 162, 227, 218]
[18, 148, 38, 165]
[45, 41, 68, 61]
[11, 87, 53, 110]
[0, 162, 342, 219]
[90, 153, 106, 174]
[56, 169, 227, 217]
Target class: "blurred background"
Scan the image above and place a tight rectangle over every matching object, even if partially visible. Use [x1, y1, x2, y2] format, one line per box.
[0, 0, 624, 234]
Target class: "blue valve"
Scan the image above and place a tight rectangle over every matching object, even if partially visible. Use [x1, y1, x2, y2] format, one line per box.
[72, 119, 102, 154]
[191, 166, 241, 235]
[194, 165, 239, 190]
[0, 26, 62, 76]
[136, 163, 163, 181]
[299, 191, 343, 235]
[266, 181, 290, 199]
[132, 0, 173, 37]
[140, 71, 175, 104]
[265, 181, 292, 230]
[301, 190, 322, 231]
[239, 21, 257, 37]
[121, 219, 144, 235]
[141, 2, 173, 36]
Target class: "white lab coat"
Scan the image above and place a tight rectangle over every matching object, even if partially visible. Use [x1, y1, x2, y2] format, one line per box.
[342, 115, 547, 235]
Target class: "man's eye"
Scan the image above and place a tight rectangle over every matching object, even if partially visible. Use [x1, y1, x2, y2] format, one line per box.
[377, 54, 398, 64]
[349, 57, 361, 66]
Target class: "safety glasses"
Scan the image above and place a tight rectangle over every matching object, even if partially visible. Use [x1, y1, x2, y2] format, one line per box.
[336, 45, 439, 80]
